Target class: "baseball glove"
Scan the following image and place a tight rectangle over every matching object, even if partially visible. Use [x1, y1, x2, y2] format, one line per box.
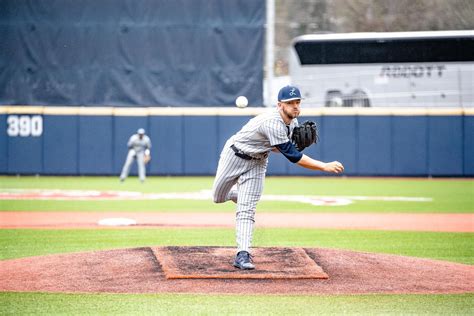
[144, 154, 151, 164]
[292, 120, 319, 152]
[144, 149, 151, 164]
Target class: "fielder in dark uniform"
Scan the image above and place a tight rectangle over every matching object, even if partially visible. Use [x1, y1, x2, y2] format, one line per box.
[212, 85, 344, 270]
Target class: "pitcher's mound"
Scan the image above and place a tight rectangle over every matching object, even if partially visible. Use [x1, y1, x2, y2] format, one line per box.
[1, 246, 474, 294]
[154, 246, 328, 279]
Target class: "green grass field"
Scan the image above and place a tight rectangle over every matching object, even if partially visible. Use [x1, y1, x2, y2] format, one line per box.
[1, 176, 473, 315]
[1, 176, 473, 213]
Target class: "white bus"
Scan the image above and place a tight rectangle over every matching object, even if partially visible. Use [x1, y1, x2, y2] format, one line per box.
[288, 30, 474, 107]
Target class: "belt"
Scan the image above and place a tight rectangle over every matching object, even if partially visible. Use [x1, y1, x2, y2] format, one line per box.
[230, 144, 260, 160]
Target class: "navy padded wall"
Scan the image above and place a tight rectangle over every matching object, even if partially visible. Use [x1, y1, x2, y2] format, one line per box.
[1, 111, 472, 176]
[392, 116, 428, 175]
[0, 115, 7, 173]
[183, 116, 218, 175]
[320, 116, 357, 175]
[149, 116, 184, 175]
[7, 129, 43, 174]
[358, 116, 392, 175]
[43, 116, 78, 174]
[428, 116, 463, 176]
[463, 116, 474, 176]
[79, 116, 114, 174]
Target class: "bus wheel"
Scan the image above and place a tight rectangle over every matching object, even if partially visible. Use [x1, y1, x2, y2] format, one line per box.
[324, 91, 344, 107]
[349, 89, 371, 107]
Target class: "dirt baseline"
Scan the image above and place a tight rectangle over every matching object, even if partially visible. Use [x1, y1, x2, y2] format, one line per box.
[1, 247, 473, 295]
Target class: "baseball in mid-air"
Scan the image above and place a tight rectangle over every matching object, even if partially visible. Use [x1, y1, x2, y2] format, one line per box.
[235, 96, 248, 108]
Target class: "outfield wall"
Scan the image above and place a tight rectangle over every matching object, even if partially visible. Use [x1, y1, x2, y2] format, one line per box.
[1, 106, 473, 177]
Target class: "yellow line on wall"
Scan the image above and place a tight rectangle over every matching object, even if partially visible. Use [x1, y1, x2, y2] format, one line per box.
[0, 105, 472, 116]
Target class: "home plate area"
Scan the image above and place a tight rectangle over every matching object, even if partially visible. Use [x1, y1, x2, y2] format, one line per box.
[153, 246, 328, 279]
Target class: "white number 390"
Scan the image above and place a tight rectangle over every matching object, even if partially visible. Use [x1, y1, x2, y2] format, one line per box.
[7, 115, 43, 137]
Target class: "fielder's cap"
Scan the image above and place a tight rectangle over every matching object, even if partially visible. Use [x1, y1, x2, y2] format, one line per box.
[137, 128, 145, 134]
[278, 85, 303, 102]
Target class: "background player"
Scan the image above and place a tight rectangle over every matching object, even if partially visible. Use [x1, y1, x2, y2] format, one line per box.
[119, 128, 152, 183]
[212, 85, 344, 270]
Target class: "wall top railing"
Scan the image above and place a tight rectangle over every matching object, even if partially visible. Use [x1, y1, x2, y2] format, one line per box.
[1, 105, 473, 116]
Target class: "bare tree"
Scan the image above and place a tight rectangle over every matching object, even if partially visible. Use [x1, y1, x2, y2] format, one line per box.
[329, 0, 474, 31]
[274, 0, 474, 75]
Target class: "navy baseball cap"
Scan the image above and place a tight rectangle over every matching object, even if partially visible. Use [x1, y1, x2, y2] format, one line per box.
[278, 85, 303, 102]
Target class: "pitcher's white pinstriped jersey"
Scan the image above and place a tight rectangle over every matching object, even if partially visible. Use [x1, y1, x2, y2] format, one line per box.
[229, 109, 299, 156]
[213, 109, 298, 254]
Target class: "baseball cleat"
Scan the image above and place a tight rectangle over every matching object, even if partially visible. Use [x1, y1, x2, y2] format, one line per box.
[233, 251, 255, 270]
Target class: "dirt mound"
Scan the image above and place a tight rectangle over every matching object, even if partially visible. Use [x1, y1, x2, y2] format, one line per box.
[0, 247, 473, 295]
[155, 246, 328, 279]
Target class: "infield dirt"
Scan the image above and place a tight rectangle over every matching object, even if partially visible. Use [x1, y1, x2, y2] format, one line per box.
[1, 211, 472, 232]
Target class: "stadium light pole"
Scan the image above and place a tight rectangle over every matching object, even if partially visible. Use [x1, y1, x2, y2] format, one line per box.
[265, 0, 275, 107]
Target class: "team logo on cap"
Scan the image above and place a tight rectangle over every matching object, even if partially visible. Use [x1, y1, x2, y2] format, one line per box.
[289, 88, 297, 96]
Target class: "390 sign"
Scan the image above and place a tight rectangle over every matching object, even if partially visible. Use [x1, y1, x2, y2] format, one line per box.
[7, 115, 43, 137]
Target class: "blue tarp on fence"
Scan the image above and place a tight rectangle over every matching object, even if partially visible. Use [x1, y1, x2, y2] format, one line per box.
[0, 0, 265, 106]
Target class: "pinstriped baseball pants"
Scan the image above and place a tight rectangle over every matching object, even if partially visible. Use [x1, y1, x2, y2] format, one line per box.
[212, 143, 268, 253]
[120, 150, 146, 182]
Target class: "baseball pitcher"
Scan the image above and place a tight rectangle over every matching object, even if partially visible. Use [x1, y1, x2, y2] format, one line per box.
[119, 128, 152, 183]
[212, 85, 344, 270]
